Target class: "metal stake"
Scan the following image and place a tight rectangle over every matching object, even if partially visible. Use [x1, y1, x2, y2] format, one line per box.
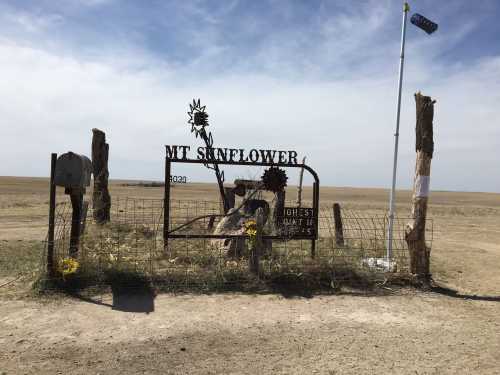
[387, 2, 410, 261]
[47, 153, 57, 277]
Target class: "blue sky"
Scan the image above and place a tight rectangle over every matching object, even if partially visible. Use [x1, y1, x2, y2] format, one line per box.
[0, 0, 499, 192]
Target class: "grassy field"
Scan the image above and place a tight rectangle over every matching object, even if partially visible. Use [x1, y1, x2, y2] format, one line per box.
[1, 176, 499, 294]
[1, 176, 499, 374]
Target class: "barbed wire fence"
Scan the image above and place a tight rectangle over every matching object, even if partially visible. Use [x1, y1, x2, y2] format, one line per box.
[42, 197, 433, 292]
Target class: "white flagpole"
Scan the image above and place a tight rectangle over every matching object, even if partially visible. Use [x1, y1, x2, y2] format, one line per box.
[387, 2, 410, 261]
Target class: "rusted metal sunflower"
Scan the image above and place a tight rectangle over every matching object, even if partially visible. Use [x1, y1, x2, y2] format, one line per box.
[262, 167, 288, 193]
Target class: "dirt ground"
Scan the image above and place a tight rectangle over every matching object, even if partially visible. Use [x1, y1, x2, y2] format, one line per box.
[1, 177, 499, 374]
[1, 292, 499, 374]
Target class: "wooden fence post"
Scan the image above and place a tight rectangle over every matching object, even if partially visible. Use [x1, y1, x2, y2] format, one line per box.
[405, 92, 436, 282]
[92, 128, 111, 223]
[333, 203, 344, 247]
[296, 156, 306, 207]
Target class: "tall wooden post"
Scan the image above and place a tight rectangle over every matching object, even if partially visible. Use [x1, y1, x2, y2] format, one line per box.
[296, 156, 306, 207]
[405, 92, 436, 281]
[92, 128, 111, 223]
[47, 153, 57, 277]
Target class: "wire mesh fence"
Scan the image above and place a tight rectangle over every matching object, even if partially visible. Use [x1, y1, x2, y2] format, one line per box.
[42, 197, 433, 291]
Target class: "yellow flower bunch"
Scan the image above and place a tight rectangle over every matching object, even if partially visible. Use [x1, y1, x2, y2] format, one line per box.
[58, 257, 79, 277]
[244, 220, 257, 237]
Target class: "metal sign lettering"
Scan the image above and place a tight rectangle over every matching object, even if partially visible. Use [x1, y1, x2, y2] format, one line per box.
[280, 207, 315, 236]
[170, 175, 187, 184]
[165, 145, 299, 165]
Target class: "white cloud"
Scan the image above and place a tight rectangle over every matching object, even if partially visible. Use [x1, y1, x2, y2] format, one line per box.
[0, 39, 499, 193]
[0, 1, 499, 193]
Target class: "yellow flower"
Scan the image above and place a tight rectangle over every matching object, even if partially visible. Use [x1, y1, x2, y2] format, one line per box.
[58, 258, 79, 276]
[244, 220, 256, 229]
[244, 220, 257, 237]
[246, 228, 257, 236]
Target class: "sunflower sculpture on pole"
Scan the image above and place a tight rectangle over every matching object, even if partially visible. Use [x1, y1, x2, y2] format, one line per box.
[188, 99, 229, 213]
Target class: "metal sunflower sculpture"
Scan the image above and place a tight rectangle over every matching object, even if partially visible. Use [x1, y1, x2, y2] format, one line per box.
[188, 99, 210, 139]
[187, 98, 228, 212]
[262, 167, 288, 193]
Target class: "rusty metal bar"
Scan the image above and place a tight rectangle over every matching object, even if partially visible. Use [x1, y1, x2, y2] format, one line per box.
[168, 234, 316, 240]
[165, 157, 320, 242]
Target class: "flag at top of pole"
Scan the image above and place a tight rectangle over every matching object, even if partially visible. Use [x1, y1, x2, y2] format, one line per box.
[386, 2, 438, 266]
[411, 13, 438, 34]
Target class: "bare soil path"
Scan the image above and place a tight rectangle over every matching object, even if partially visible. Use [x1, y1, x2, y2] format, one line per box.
[1, 292, 499, 375]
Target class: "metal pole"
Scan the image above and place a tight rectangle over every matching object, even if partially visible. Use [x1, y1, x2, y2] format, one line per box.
[311, 181, 319, 259]
[387, 2, 410, 261]
[163, 157, 171, 253]
[47, 153, 57, 277]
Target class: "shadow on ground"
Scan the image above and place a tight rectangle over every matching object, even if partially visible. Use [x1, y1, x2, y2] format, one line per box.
[69, 286, 156, 313]
[111, 285, 155, 313]
[430, 283, 500, 302]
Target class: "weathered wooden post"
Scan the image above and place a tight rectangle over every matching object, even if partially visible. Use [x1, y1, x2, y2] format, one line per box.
[47, 153, 57, 277]
[405, 92, 436, 282]
[333, 203, 344, 247]
[249, 208, 264, 275]
[296, 156, 306, 207]
[92, 128, 111, 223]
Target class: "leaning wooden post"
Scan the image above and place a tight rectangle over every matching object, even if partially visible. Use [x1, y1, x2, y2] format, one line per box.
[92, 128, 111, 223]
[249, 208, 264, 275]
[47, 153, 57, 277]
[296, 156, 306, 207]
[405, 92, 436, 282]
[333, 203, 344, 247]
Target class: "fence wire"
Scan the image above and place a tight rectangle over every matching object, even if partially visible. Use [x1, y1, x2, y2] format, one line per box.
[42, 198, 433, 290]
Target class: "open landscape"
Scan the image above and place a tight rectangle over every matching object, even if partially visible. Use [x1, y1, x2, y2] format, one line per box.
[2, 0, 500, 373]
[1, 177, 499, 374]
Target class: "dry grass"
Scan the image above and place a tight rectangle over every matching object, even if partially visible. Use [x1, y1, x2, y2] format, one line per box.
[1, 177, 500, 296]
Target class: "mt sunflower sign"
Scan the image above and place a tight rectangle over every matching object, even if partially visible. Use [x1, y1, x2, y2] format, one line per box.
[162, 99, 321, 259]
[165, 145, 299, 165]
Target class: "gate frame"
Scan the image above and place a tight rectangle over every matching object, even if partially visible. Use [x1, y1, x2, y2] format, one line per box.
[163, 156, 320, 257]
